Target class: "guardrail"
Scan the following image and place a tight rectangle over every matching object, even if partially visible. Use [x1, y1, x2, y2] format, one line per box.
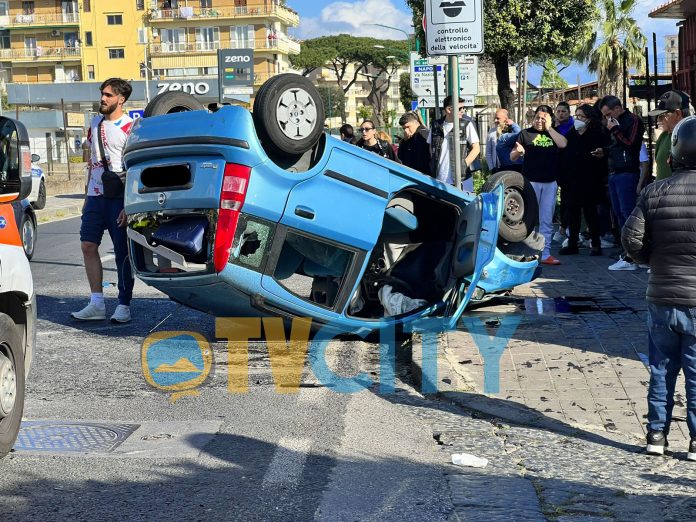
[0, 46, 81, 59]
[148, 5, 299, 25]
[11, 12, 79, 25]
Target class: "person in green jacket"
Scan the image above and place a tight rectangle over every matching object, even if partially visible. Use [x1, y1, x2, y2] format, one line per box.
[647, 90, 691, 185]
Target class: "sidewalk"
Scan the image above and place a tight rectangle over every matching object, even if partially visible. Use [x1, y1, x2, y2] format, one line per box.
[414, 239, 691, 445]
[35, 193, 84, 223]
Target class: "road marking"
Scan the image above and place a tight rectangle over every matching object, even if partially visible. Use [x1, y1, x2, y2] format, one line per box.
[100, 254, 115, 263]
[298, 386, 328, 405]
[262, 437, 311, 488]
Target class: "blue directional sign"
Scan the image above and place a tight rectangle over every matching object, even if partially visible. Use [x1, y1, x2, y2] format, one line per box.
[411, 100, 418, 111]
[129, 109, 144, 120]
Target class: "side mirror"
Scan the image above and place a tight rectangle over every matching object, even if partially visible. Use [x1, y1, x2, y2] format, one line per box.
[0, 117, 31, 203]
[31, 153, 40, 163]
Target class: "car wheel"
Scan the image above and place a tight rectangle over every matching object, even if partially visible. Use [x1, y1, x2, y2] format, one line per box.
[252, 74, 325, 156]
[481, 170, 538, 243]
[20, 212, 36, 260]
[0, 313, 25, 459]
[143, 91, 205, 117]
[32, 179, 46, 210]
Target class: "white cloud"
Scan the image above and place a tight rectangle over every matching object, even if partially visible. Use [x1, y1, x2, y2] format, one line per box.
[293, 0, 413, 40]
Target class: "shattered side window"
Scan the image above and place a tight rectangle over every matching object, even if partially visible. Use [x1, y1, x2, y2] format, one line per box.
[231, 214, 274, 271]
[273, 230, 353, 309]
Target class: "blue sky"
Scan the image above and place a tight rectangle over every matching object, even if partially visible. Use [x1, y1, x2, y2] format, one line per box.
[286, 0, 681, 86]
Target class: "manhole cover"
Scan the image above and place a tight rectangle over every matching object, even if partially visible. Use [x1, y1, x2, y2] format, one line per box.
[14, 421, 140, 453]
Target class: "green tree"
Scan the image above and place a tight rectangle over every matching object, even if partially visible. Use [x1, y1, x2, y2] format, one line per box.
[539, 58, 569, 100]
[399, 72, 413, 112]
[317, 85, 346, 124]
[576, 0, 646, 98]
[405, 0, 596, 110]
[357, 105, 373, 121]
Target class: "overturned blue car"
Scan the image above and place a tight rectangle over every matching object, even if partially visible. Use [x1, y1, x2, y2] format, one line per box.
[123, 74, 540, 334]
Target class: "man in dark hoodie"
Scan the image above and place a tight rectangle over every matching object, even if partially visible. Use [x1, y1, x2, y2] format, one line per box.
[397, 111, 430, 175]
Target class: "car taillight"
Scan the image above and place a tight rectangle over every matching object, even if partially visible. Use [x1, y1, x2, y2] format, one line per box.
[214, 163, 250, 272]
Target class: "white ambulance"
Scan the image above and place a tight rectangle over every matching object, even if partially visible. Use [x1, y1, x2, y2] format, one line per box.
[0, 116, 36, 458]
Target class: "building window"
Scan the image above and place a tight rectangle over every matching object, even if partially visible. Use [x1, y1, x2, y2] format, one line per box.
[108, 48, 125, 59]
[85, 32, 92, 46]
[83, 0, 90, 12]
[22, 1, 34, 15]
[107, 14, 123, 25]
[136, 0, 144, 9]
[200, 0, 212, 7]
[0, 30, 9, 50]
[0, 2, 8, 17]
[87, 65, 95, 80]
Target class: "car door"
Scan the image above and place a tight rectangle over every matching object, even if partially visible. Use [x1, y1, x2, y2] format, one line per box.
[260, 146, 392, 312]
[443, 184, 504, 330]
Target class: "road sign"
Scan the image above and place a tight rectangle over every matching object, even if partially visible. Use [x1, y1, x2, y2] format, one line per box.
[411, 100, 419, 111]
[410, 53, 478, 96]
[416, 96, 437, 108]
[223, 86, 254, 95]
[129, 109, 144, 120]
[424, 0, 484, 55]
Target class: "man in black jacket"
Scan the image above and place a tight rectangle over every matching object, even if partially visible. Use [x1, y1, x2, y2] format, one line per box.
[622, 115, 696, 461]
[598, 95, 645, 271]
[397, 111, 430, 176]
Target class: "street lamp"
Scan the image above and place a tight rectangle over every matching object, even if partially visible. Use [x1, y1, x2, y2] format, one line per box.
[366, 23, 412, 53]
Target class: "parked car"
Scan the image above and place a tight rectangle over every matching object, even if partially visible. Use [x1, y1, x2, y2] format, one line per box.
[28, 153, 46, 210]
[123, 75, 540, 334]
[12, 198, 37, 260]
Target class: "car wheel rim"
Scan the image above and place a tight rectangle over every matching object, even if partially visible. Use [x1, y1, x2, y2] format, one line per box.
[22, 220, 34, 256]
[276, 87, 317, 141]
[0, 350, 16, 418]
[503, 187, 524, 225]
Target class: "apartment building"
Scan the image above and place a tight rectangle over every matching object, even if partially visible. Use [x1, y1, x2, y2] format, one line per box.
[0, 0, 299, 86]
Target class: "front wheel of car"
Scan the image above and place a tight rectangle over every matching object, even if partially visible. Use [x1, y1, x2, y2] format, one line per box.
[143, 91, 205, 117]
[252, 74, 325, 156]
[481, 170, 539, 243]
[32, 179, 46, 210]
[20, 212, 36, 260]
[0, 313, 25, 459]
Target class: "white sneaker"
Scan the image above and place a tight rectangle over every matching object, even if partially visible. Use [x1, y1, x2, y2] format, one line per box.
[552, 231, 566, 243]
[71, 302, 106, 321]
[608, 259, 637, 271]
[110, 305, 131, 324]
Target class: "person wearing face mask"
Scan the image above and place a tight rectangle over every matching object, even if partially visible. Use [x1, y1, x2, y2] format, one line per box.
[558, 104, 610, 256]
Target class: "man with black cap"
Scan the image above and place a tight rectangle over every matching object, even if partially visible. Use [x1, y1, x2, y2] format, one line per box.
[622, 115, 696, 462]
[646, 90, 691, 188]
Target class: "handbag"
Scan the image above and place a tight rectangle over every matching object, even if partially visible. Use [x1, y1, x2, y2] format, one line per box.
[96, 118, 126, 199]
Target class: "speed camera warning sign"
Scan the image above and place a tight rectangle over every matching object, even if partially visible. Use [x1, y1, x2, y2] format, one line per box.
[425, 0, 484, 55]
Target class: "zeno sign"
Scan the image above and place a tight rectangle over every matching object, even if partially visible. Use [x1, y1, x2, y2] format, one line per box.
[156, 81, 210, 96]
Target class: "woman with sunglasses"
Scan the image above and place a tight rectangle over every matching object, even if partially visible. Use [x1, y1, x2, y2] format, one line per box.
[355, 119, 398, 162]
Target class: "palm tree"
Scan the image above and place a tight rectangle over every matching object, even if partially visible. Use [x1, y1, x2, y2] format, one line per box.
[577, 0, 646, 98]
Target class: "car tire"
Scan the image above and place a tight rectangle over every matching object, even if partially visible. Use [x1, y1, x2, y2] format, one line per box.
[143, 91, 205, 117]
[481, 170, 538, 243]
[32, 179, 46, 210]
[0, 313, 25, 459]
[252, 74, 325, 156]
[20, 211, 36, 260]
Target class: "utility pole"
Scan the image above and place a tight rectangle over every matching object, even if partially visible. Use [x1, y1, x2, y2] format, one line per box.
[448, 55, 462, 189]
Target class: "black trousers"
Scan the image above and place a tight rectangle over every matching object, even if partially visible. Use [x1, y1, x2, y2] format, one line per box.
[566, 190, 601, 248]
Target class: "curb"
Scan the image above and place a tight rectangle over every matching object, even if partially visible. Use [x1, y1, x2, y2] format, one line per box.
[36, 202, 83, 223]
[409, 333, 641, 442]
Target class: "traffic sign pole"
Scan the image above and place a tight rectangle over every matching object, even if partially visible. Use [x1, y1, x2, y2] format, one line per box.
[449, 56, 462, 190]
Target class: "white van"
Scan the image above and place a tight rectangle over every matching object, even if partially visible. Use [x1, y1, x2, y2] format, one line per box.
[0, 116, 36, 458]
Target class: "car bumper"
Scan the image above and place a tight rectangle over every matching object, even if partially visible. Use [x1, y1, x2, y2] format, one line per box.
[475, 248, 539, 294]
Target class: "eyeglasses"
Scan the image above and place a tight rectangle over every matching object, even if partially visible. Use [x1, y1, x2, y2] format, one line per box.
[359, 127, 374, 132]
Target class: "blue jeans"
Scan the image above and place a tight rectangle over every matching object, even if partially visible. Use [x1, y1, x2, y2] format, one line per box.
[647, 302, 696, 438]
[80, 196, 134, 306]
[608, 172, 639, 229]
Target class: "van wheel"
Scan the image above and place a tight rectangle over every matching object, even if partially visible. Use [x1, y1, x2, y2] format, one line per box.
[253, 74, 325, 156]
[20, 212, 36, 260]
[481, 170, 538, 243]
[32, 179, 46, 210]
[144, 91, 205, 117]
[0, 314, 25, 459]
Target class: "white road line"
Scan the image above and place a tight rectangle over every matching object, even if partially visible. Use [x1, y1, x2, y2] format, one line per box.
[100, 254, 115, 263]
[261, 437, 311, 488]
[298, 386, 328, 405]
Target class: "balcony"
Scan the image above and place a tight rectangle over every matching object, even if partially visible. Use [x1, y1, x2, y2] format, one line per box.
[148, 5, 299, 26]
[8, 12, 79, 27]
[150, 38, 299, 56]
[0, 46, 81, 61]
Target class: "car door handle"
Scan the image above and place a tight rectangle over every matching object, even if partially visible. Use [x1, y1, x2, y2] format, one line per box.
[294, 206, 315, 220]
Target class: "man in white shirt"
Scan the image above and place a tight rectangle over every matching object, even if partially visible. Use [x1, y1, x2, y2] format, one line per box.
[427, 95, 481, 192]
[72, 78, 135, 324]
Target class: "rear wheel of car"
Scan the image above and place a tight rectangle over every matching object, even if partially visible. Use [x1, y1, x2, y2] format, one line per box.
[32, 179, 46, 210]
[143, 91, 205, 117]
[20, 212, 36, 260]
[252, 74, 325, 156]
[481, 170, 538, 243]
[0, 313, 25, 459]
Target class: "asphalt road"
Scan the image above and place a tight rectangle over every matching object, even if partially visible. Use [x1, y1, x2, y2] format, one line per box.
[0, 216, 456, 521]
